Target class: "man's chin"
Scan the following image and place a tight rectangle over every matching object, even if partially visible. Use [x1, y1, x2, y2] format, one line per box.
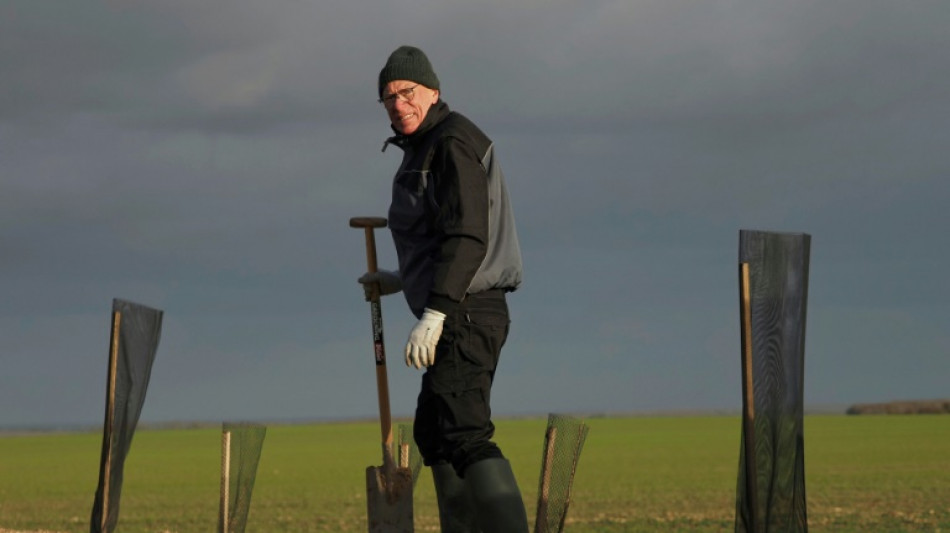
[393, 121, 419, 135]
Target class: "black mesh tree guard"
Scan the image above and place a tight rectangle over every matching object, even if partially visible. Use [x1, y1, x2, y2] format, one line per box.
[534, 413, 590, 533]
[735, 230, 810, 532]
[90, 299, 163, 533]
[218, 422, 267, 533]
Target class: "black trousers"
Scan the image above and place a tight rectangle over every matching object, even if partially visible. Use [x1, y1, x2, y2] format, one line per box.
[414, 289, 511, 476]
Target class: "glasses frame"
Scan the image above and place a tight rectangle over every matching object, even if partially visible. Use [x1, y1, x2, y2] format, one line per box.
[378, 85, 419, 106]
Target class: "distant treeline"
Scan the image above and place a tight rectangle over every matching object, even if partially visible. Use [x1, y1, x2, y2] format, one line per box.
[846, 399, 950, 415]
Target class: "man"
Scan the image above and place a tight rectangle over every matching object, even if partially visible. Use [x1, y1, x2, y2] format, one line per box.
[359, 45, 528, 533]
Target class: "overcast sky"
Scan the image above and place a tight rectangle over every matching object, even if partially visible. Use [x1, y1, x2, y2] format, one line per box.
[2, 0, 948, 429]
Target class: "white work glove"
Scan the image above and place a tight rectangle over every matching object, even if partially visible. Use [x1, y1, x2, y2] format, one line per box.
[358, 269, 402, 301]
[405, 308, 446, 369]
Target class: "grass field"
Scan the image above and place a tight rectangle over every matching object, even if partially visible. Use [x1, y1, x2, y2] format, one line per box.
[1, 414, 948, 532]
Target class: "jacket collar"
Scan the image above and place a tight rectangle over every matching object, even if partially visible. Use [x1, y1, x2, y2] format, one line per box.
[381, 101, 451, 152]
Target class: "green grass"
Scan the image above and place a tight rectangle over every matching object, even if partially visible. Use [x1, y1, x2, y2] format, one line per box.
[1, 415, 948, 532]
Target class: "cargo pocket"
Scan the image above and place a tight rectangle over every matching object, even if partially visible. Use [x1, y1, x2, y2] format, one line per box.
[456, 305, 510, 379]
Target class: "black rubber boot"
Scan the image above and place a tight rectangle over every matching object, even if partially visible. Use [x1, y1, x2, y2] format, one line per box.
[432, 462, 478, 533]
[465, 458, 529, 533]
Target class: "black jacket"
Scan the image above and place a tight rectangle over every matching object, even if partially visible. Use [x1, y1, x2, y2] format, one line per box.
[385, 101, 523, 318]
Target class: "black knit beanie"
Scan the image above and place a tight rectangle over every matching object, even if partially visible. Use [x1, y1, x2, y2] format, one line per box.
[378, 46, 440, 97]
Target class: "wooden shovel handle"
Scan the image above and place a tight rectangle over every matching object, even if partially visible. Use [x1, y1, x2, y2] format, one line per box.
[350, 216, 395, 467]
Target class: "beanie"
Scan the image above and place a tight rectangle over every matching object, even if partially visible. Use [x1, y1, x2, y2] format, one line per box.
[378, 46, 440, 97]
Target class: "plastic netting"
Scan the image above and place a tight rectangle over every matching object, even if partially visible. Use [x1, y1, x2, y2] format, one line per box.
[534, 414, 589, 533]
[90, 299, 163, 533]
[218, 422, 267, 533]
[735, 230, 810, 532]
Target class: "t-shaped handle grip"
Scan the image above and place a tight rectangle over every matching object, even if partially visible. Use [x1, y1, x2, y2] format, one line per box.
[349, 217, 388, 229]
[349, 217, 388, 274]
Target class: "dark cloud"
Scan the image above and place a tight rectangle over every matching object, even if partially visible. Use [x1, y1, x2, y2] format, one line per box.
[2, 0, 948, 427]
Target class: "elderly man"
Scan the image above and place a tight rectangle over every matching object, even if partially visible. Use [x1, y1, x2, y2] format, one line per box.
[359, 45, 528, 532]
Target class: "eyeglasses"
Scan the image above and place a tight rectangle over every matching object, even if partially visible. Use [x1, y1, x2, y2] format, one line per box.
[378, 85, 419, 106]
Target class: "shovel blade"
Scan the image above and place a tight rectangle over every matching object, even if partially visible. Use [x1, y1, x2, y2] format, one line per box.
[366, 465, 413, 532]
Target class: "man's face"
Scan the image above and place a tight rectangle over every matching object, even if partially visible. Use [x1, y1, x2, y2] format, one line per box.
[380, 80, 439, 135]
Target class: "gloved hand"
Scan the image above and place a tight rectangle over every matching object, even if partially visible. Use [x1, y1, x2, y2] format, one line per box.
[358, 269, 402, 301]
[405, 308, 446, 369]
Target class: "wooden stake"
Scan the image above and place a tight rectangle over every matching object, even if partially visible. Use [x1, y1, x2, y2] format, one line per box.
[536, 426, 557, 533]
[399, 442, 409, 469]
[220, 430, 231, 533]
[100, 310, 121, 531]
